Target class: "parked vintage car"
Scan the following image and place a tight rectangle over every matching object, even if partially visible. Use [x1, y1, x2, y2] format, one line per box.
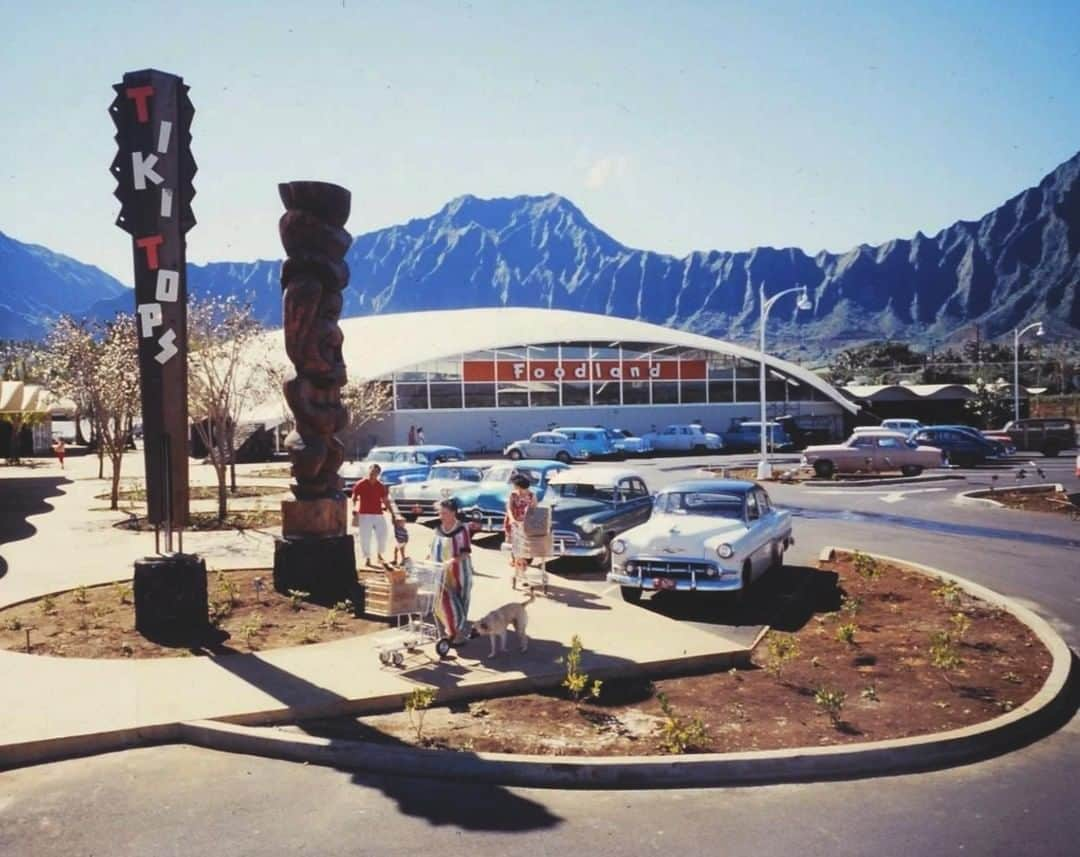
[504, 431, 589, 463]
[607, 479, 793, 603]
[909, 426, 1001, 469]
[801, 430, 944, 478]
[339, 444, 465, 490]
[604, 428, 653, 456]
[993, 418, 1078, 457]
[388, 459, 500, 520]
[641, 423, 724, 454]
[933, 425, 1013, 457]
[452, 459, 570, 532]
[541, 466, 654, 567]
[555, 427, 620, 459]
[722, 420, 795, 452]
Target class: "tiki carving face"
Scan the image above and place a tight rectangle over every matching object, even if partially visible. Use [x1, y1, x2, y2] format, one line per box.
[278, 181, 352, 500]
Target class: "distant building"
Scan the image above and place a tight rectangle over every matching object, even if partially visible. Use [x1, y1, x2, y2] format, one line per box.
[251, 308, 858, 454]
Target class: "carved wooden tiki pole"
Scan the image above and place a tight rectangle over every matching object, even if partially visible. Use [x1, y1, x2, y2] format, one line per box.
[273, 181, 358, 600]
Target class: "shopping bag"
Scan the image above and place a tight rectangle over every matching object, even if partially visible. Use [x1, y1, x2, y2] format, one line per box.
[523, 505, 551, 537]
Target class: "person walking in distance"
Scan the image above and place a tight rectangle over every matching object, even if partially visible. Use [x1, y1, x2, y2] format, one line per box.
[407, 425, 417, 446]
[51, 437, 65, 470]
[351, 463, 402, 568]
[416, 426, 426, 445]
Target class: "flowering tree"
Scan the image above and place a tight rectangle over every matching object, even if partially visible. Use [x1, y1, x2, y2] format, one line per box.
[341, 380, 393, 459]
[187, 295, 272, 521]
[44, 315, 140, 506]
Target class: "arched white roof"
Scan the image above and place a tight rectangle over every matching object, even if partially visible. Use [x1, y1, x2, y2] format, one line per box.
[252, 308, 858, 415]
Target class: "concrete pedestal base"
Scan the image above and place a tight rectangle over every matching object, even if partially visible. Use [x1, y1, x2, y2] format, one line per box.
[133, 553, 209, 642]
[281, 497, 347, 539]
[273, 535, 358, 605]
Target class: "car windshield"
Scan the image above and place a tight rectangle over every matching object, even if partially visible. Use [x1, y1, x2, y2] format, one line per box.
[550, 483, 616, 502]
[366, 450, 396, 462]
[482, 467, 513, 483]
[429, 466, 482, 481]
[656, 491, 745, 518]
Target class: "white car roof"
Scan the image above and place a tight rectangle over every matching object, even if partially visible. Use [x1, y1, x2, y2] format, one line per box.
[429, 459, 502, 469]
[848, 430, 912, 440]
[547, 465, 646, 486]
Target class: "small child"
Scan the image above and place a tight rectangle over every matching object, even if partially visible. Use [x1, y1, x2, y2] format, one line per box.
[392, 518, 409, 566]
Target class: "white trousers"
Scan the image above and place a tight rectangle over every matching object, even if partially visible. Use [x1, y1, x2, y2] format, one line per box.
[355, 514, 388, 560]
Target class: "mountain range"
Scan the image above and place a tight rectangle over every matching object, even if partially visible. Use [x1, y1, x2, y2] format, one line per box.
[3, 150, 1078, 356]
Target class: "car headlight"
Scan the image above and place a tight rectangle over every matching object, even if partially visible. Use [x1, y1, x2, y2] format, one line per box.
[580, 521, 600, 536]
[611, 538, 627, 555]
[716, 543, 734, 559]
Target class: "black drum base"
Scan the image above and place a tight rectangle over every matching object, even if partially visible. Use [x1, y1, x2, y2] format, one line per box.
[133, 553, 209, 643]
[273, 535, 357, 605]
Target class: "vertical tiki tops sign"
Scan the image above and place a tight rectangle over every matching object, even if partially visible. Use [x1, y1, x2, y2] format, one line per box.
[110, 69, 196, 530]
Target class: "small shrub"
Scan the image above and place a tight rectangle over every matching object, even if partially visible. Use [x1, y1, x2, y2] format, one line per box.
[1002, 671, 1023, 685]
[949, 612, 972, 641]
[860, 685, 879, 703]
[323, 608, 343, 630]
[4, 616, 23, 632]
[39, 595, 57, 616]
[298, 624, 321, 644]
[120, 642, 135, 657]
[932, 579, 962, 607]
[559, 634, 603, 701]
[851, 551, 881, 582]
[764, 632, 799, 679]
[208, 600, 233, 625]
[216, 572, 239, 607]
[929, 629, 963, 672]
[656, 692, 710, 754]
[333, 599, 354, 614]
[814, 687, 846, 725]
[404, 687, 438, 744]
[115, 583, 133, 605]
[73, 585, 89, 605]
[239, 614, 264, 648]
[288, 589, 310, 612]
[835, 623, 858, 645]
[840, 595, 862, 616]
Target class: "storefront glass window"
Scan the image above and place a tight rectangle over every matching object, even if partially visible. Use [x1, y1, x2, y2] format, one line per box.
[652, 381, 679, 404]
[463, 384, 496, 408]
[429, 383, 463, 409]
[708, 380, 734, 402]
[622, 380, 650, 405]
[529, 384, 559, 407]
[562, 383, 590, 406]
[593, 381, 620, 405]
[395, 382, 428, 410]
[680, 381, 707, 404]
[497, 384, 529, 407]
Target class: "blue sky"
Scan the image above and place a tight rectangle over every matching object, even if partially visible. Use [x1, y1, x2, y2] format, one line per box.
[2, 0, 1078, 284]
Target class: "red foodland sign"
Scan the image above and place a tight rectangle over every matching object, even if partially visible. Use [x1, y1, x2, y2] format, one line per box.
[463, 358, 705, 382]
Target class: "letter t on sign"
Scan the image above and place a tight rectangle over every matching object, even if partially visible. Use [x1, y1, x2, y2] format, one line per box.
[125, 86, 154, 122]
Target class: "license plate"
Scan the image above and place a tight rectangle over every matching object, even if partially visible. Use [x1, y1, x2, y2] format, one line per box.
[653, 577, 676, 590]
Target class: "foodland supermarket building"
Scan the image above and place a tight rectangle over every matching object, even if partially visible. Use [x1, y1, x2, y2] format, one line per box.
[258, 308, 859, 454]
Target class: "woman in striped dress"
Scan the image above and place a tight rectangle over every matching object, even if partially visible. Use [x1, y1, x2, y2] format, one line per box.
[429, 500, 474, 645]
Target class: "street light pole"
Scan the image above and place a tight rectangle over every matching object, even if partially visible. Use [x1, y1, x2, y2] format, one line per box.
[757, 283, 812, 479]
[1013, 321, 1044, 424]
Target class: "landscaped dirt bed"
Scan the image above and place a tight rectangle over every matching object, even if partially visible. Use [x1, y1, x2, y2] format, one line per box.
[300, 551, 1051, 755]
[0, 568, 385, 659]
[97, 484, 288, 502]
[987, 487, 1079, 517]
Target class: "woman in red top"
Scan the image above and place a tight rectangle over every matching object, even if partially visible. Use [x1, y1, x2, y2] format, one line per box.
[504, 473, 536, 583]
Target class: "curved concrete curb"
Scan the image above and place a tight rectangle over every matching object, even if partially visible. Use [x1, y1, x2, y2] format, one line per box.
[956, 482, 1065, 510]
[178, 547, 1075, 788]
[803, 474, 964, 488]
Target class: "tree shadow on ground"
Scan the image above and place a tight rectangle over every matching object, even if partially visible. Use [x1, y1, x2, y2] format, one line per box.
[0, 475, 70, 581]
[207, 652, 562, 833]
[639, 564, 840, 634]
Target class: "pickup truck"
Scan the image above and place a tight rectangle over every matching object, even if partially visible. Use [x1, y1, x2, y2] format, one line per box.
[987, 418, 1077, 458]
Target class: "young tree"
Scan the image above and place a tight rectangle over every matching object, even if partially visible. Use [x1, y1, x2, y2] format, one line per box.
[341, 380, 393, 459]
[45, 317, 104, 474]
[94, 318, 141, 508]
[963, 378, 1013, 429]
[187, 295, 272, 521]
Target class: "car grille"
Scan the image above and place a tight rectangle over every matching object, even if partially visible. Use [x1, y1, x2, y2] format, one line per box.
[553, 530, 581, 548]
[624, 559, 717, 578]
[398, 499, 439, 516]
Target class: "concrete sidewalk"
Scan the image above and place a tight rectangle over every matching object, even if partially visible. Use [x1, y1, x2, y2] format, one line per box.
[0, 454, 756, 767]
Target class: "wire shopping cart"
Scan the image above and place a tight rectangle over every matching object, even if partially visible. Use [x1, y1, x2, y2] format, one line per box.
[376, 559, 452, 667]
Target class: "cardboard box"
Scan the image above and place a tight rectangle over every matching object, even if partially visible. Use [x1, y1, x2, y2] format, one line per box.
[524, 505, 551, 537]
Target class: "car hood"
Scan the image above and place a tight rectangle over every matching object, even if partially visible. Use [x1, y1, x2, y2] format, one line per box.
[544, 496, 610, 525]
[392, 478, 474, 496]
[802, 443, 850, 455]
[620, 514, 747, 559]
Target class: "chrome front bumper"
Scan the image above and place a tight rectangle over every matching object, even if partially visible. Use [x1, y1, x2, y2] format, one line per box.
[607, 556, 742, 592]
[463, 510, 506, 532]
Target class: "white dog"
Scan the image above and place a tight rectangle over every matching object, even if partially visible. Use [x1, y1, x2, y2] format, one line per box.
[470, 591, 534, 657]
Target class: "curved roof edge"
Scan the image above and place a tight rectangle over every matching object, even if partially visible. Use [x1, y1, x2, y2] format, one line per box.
[257, 308, 860, 414]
